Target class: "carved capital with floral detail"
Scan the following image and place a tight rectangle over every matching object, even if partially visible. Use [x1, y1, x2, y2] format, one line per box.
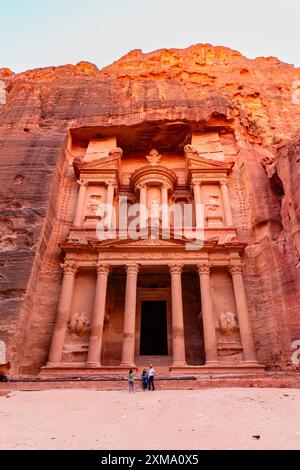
[77, 179, 88, 187]
[197, 263, 210, 275]
[229, 264, 243, 275]
[169, 264, 183, 275]
[104, 178, 117, 187]
[60, 261, 77, 275]
[126, 263, 140, 275]
[191, 178, 202, 187]
[95, 263, 111, 275]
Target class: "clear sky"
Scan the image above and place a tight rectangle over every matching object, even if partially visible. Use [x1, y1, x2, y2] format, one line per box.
[1, 0, 299, 72]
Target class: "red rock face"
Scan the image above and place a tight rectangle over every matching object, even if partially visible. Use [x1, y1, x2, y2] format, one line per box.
[0, 44, 300, 374]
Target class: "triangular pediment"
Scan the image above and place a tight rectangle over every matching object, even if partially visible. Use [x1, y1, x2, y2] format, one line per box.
[93, 231, 203, 250]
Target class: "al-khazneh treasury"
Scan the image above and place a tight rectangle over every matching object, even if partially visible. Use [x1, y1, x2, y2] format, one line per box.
[0, 45, 300, 379]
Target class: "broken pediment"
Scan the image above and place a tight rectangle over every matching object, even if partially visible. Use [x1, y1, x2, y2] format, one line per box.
[184, 144, 234, 183]
[73, 148, 122, 179]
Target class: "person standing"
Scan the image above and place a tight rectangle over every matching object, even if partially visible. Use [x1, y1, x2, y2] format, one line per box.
[148, 365, 155, 391]
[128, 368, 135, 393]
[141, 368, 148, 391]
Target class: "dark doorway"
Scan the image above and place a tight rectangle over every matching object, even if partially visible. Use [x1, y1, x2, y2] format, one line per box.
[140, 301, 168, 355]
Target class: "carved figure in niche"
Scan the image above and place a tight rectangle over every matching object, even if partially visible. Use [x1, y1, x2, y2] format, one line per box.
[68, 313, 91, 337]
[87, 195, 104, 214]
[217, 311, 239, 334]
[145, 149, 162, 165]
[148, 198, 160, 219]
[206, 195, 221, 211]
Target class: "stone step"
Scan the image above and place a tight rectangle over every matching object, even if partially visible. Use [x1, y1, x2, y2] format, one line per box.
[136, 366, 170, 374]
[3, 371, 300, 392]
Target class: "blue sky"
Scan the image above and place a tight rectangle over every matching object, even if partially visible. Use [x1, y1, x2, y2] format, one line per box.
[1, 0, 299, 72]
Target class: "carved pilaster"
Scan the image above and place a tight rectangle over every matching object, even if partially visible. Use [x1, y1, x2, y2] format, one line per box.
[220, 178, 233, 227]
[73, 180, 88, 226]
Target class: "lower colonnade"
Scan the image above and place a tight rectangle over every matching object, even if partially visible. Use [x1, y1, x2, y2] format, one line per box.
[45, 257, 260, 374]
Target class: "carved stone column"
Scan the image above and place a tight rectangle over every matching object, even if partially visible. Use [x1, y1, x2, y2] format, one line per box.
[86, 263, 110, 366]
[161, 184, 169, 230]
[48, 261, 77, 364]
[229, 265, 257, 362]
[192, 179, 203, 228]
[220, 179, 233, 227]
[197, 264, 219, 364]
[73, 180, 88, 226]
[105, 180, 115, 229]
[121, 264, 139, 366]
[139, 184, 148, 229]
[169, 264, 186, 366]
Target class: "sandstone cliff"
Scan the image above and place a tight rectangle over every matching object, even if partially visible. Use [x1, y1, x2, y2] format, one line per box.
[1, 44, 300, 373]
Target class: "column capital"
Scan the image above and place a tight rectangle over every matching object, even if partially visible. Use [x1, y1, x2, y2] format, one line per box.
[60, 261, 77, 275]
[191, 178, 202, 187]
[126, 263, 140, 274]
[219, 178, 228, 186]
[197, 263, 211, 274]
[77, 179, 88, 187]
[169, 264, 183, 274]
[137, 182, 147, 191]
[105, 178, 117, 187]
[229, 264, 243, 275]
[95, 263, 111, 275]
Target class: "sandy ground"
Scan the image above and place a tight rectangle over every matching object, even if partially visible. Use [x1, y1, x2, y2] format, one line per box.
[0, 388, 300, 450]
